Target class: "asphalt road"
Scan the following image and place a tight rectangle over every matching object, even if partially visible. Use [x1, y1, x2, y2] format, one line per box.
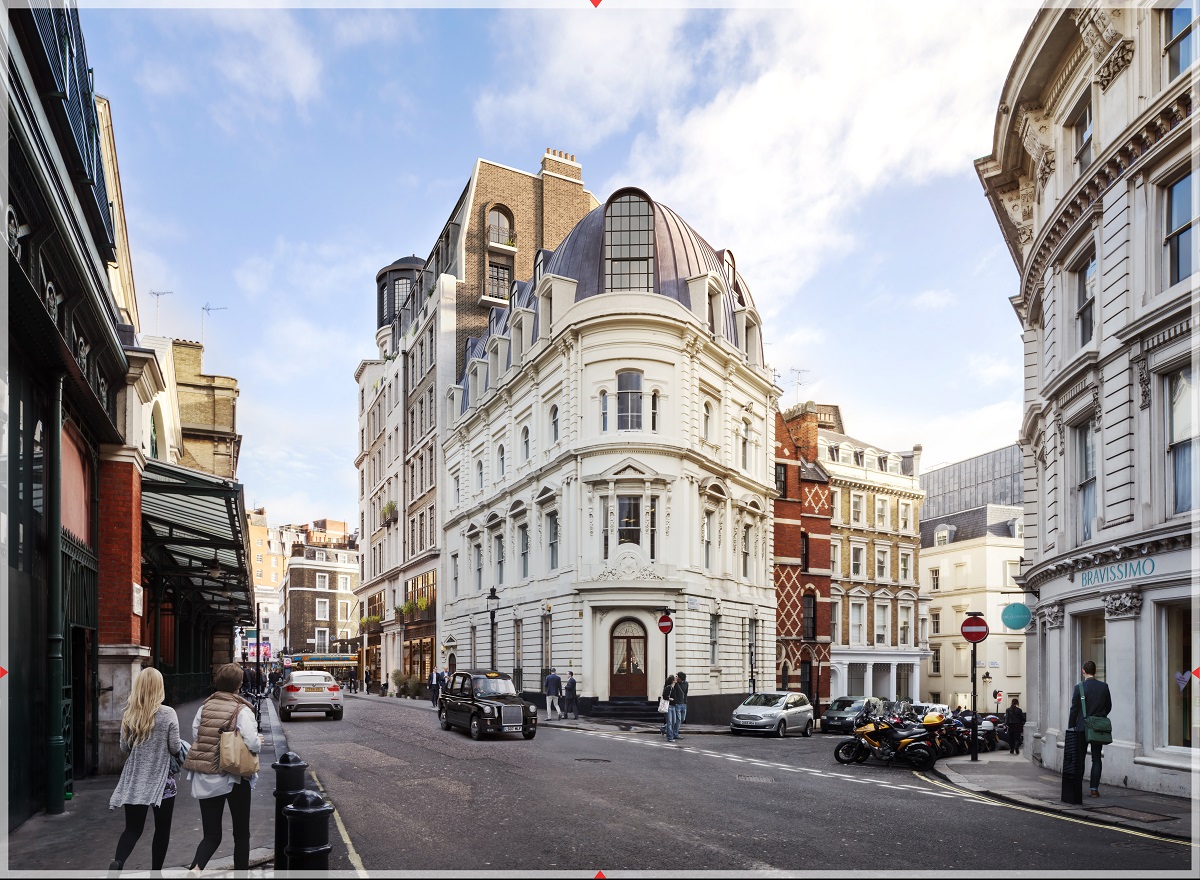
[280, 696, 1192, 874]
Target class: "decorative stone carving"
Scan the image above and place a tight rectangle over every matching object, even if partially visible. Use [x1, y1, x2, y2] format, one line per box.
[1042, 603, 1064, 629]
[1092, 388, 1102, 431]
[587, 489, 594, 536]
[44, 280, 60, 324]
[75, 330, 90, 374]
[1104, 590, 1142, 619]
[1132, 355, 1150, 410]
[1054, 412, 1066, 460]
[1097, 39, 1134, 91]
[1015, 103, 1056, 194]
[664, 485, 671, 537]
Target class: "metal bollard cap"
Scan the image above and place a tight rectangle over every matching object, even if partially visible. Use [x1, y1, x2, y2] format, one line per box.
[284, 789, 334, 815]
[272, 751, 308, 771]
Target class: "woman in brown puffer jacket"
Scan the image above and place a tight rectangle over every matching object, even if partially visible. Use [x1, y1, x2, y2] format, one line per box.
[182, 662, 262, 872]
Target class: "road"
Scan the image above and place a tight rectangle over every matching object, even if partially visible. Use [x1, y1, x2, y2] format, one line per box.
[279, 695, 1191, 873]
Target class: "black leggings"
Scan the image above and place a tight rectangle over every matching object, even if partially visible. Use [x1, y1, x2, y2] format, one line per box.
[190, 780, 252, 870]
[114, 797, 176, 870]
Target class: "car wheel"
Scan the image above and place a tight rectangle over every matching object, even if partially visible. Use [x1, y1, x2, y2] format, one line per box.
[802, 718, 813, 738]
[469, 715, 483, 740]
[522, 728, 536, 740]
[281, 709, 291, 722]
[774, 720, 787, 738]
[439, 708, 452, 731]
[332, 709, 343, 721]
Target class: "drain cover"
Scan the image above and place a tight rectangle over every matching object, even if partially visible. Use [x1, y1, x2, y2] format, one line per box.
[575, 758, 611, 763]
[737, 775, 775, 784]
[1089, 806, 1174, 822]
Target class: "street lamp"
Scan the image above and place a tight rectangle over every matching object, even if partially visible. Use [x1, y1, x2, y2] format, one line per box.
[982, 670, 993, 713]
[486, 586, 500, 671]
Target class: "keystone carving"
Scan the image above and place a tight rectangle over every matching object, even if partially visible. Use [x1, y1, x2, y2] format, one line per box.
[1104, 590, 1142, 619]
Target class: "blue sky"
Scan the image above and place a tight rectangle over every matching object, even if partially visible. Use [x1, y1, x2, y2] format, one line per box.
[78, 1, 1039, 527]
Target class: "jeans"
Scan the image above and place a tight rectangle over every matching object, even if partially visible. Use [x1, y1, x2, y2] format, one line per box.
[114, 797, 175, 870]
[546, 695, 560, 718]
[1089, 742, 1104, 791]
[666, 705, 683, 741]
[190, 780, 252, 870]
[679, 703, 687, 724]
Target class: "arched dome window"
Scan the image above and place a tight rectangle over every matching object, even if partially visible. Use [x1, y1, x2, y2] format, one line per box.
[488, 206, 514, 246]
[604, 192, 654, 292]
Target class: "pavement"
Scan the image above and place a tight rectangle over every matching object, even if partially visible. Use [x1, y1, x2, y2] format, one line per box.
[7, 694, 291, 877]
[10, 692, 1195, 874]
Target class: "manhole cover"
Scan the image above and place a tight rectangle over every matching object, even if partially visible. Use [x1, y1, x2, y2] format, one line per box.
[737, 775, 775, 784]
[1089, 806, 1174, 823]
[575, 758, 611, 763]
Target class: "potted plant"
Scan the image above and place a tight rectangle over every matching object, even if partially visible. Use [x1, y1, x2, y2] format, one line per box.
[416, 595, 429, 613]
[381, 500, 398, 525]
[360, 614, 382, 633]
[390, 669, 404, 697]
[407, 675, 424, 699]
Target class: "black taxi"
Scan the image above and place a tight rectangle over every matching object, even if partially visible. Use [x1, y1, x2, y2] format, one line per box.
[438, 670, 538, 740]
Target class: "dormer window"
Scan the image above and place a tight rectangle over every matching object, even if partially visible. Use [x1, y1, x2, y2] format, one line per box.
[853, 449, 865, 467]
[877, 455, 888, 470]
[828, 444, 840, 463]
[604, 192, 654, 291]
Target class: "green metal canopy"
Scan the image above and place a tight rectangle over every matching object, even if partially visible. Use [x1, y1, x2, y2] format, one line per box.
[140, 459, 254, 623]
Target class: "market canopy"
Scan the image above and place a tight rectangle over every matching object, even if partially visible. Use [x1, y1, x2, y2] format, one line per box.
[140, 459, 254, 623]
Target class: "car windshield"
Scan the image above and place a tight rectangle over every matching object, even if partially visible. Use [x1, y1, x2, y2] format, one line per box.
[829, 698, 861, 712]
[292, 674, 332, 685]
[741, 693, 786, 708]
[473, 677, 518, 697]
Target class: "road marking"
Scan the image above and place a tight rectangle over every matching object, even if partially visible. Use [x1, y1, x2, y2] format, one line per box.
[574, 731, 977, 801]
[309, 770, 368, 876]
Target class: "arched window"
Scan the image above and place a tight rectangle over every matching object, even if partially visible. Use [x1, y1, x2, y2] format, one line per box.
[550, 405, 559, 442]
[741, 421, 751, 469]
[617, 371, 642, 430]
[497, 445, 505, 476]
[651, 391, 659, 431]
[476, 460, 484, 489]
[742, 524, 752, 578]
[703, 401, 712, 440]
[521, 426, 530, 461]
[600, 390, 608, 432]
[488, 207, 513, 246]
[604, 192, 654, 291]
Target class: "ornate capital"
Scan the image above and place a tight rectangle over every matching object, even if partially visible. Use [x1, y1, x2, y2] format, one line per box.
[1041, 603, 1064, 629]
[1104, 590, 1142, 619]
[1071, 2, 1125, 62]
[1097, 39, 1134, 91]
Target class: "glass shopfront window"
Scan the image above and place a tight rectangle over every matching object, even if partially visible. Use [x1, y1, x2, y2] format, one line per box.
[1164, 603, 1193, 748]
[1076, 611, 1106, 683]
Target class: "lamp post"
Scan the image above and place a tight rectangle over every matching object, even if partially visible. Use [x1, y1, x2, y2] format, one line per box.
[982, 670, 993, 715]
[486, 586, 500, 671]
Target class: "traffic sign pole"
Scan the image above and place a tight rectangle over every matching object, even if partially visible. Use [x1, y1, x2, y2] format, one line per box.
[970, 641, 979, 762]
[961, 614, 990, 763]
[658, 611, 673, 681]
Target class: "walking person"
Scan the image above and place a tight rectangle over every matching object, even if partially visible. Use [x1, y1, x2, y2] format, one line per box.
[364, 668, 373, 695]
[662, 674, 685, 742]
[1004, 697, 1026, 754]
[544, 668, 563, 721]
[676, 672, 689, 726]
[108, 667, 184, 873]
[429, 666, 441, 707]
[182, 662, 262, 873]
[563, 671, 579, 720]
[1069, 660, 1112, 799]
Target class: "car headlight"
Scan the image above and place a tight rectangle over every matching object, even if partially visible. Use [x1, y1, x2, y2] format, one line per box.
[482, 706, 494, 716]
[526, 705, 536, 714]
[761, 711, 779, 719]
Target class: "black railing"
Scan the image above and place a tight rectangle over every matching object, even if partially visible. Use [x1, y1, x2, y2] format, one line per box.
[486, 278, 510, 300]
[488, 224, 516, 247]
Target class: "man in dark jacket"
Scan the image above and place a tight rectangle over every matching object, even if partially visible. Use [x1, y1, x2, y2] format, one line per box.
[544, 668, 562, 721]
[662, 675, 685, 742]
[676, 672, 689, 725]
[1068, 660, 1112, 797]
[1004, 698, 1026, 753]
[563, 671, 578, 720]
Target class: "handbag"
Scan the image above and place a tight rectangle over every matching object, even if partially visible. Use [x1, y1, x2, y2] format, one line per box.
[657, 697, 670, 713]
[218, 703, 260, 777]
[169, 740, 191, 775]
[1079, 685, 1113, 745]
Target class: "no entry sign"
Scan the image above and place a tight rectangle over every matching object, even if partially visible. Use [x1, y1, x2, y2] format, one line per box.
[961, 617, 990, 643]
[658, 614, 674, 634]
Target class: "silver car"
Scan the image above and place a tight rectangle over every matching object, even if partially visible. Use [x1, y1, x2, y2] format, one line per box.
[730, 691, 814, 737]
[279, 671, 343, 721]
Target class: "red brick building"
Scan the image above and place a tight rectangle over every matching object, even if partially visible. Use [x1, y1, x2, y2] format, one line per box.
[772, 402, 832, 715]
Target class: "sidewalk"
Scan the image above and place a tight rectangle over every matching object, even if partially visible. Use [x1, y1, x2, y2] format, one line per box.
[7, 694, 290, 876]
[357, 694, 1197, 843]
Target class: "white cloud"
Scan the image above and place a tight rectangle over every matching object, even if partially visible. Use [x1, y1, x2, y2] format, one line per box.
[968, 352, 1021, 386]
[206, 10, 324, 116]
[912, 288, 955, 310]
[232, 237, 392, 308]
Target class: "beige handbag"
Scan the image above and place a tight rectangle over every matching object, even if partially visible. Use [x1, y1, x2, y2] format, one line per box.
[218, 703, 260, 778]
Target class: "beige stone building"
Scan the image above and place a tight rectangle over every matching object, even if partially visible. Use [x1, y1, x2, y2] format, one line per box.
[172, 338, 241, 478]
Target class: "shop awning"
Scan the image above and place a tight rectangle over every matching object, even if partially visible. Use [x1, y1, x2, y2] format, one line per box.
[289, 654, 359, 667]
[140, 459, 254, 623]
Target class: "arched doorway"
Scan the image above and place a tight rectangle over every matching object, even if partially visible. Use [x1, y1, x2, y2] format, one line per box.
[447, 652, 457, 675]
[610, 619, 647, 698]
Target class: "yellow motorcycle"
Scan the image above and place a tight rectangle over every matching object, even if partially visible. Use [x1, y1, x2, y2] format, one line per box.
[833, 704, 937, 770]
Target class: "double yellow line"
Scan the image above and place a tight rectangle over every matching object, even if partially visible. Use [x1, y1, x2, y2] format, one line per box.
[912, 770, 1198, 849]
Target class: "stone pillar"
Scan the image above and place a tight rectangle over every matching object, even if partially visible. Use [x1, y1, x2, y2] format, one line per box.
[1039, 602, 1066, 771]
[1102, 590, 1141, 783]
[887, 663, 897, 701]
[910, 662, 921, 704]
[865, 662, 875, 696]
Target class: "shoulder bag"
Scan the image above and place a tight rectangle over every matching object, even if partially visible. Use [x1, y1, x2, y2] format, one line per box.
[657, 696, 670, 713]
[218, 702, 260, 777]
[1079, 684, 1112, 745]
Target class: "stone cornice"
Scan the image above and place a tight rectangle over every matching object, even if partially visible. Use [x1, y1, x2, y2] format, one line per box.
[1018, 526, 1192, 593]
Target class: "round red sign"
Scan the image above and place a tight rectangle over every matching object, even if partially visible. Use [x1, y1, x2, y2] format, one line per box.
[658, 614, 674, 634]
[961, 617, 990, 643]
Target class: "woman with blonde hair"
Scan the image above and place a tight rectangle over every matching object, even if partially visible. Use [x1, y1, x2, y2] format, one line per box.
[108, 666, 183, 872]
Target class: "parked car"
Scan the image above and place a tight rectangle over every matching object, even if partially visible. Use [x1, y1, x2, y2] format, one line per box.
[279, 670, 343, 721]
[438, 670, 538, 740]
[730, 691, 814, 737]
[820, 696, 884, 734]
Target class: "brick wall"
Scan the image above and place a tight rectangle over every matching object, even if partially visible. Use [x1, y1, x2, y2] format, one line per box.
[98, 458, 143, 646]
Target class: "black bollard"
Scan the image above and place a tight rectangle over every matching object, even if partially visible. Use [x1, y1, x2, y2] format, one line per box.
[272, 752, 308, 872]
[284, 789, 334, 871]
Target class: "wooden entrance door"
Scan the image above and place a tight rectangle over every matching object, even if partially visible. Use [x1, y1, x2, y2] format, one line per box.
[610, 619, 648, 698]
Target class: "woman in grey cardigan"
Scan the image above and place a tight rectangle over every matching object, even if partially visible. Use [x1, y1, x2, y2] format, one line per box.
[108, 667, 182, 872]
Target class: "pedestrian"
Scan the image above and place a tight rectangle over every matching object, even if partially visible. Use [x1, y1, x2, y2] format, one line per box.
[544, 667, 563, 721]
[268, 668, 280, 699]
[108, 667, 184, 873]
[563, 671, 578, 720]
[380, 674, 389, 698]
[429, 667, 441, 706]
[676, 672, 689, 726]
[365, 668, 373, 695]
[182, 662, 262, 873]
[662, 674, 685, 742]
[241, 664, 253, 694]
[1068, 659, 1112, 799]
[1004, 697, 1026, 754]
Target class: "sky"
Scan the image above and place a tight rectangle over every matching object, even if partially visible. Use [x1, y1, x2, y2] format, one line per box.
[77, 0, 1041, 528]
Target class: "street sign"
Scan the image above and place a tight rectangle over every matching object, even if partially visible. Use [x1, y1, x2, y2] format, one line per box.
[1001, 603, 1032, 630]
[658, 614, 674, 634]
[994, 690, 1004, 703]
[282, 656, 292, 667]
[961, 617, 990, 643]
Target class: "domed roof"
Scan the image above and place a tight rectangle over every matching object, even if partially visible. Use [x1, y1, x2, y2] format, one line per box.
[377, 255, 425, 276]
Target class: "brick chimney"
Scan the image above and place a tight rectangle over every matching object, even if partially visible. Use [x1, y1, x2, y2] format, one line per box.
[783, 400, 820, 462]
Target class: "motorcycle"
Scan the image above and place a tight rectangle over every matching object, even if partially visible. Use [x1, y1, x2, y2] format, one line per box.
[833, 704, 938, 770]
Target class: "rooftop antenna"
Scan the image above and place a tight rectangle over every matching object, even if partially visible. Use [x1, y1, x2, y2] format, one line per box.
[148, 290, 173, 335]
[201, 302, 227, 346]
[789, 368, 811, 408]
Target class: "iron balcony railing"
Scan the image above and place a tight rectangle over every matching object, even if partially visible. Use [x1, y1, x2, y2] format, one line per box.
[486, 278, 510, 300]
[488, 224, 517, 247]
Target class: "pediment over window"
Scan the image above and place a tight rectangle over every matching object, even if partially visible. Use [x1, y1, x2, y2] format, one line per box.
[699, 476, 729, 499]
[484, 511, 503, 529]
[737, 493, 765, 513]
[508, 499, 527, 517]
[535, 484, 560, 505]
[464, 522, 482, 538]
[585, 457, 666, 485]
[847, 586, 871, 598]
[874, 587, 895, 600]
